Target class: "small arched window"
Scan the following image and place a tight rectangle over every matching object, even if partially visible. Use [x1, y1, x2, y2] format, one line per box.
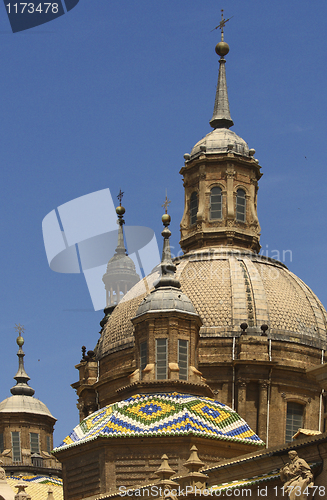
[210, 187, 222, 220]
[285, 402, 304, 443]
[156, 338, 167, 380]
[190, 192, 198, 225]
[236, 189, 246, 222]
[140, 341, 147, 380]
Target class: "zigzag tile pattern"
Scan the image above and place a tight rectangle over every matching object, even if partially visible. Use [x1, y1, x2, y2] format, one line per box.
[55, 393, 264, 450]
[7, 475, 63, 500]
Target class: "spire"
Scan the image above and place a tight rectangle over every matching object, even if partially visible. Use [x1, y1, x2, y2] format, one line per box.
[209, 10, 234, 129]
[102, 190, 140, 308]
[155, 194, 181, 289]
[154, 454, 177, 488]
[115, 189, 127, 256]
[11, 324, 35, 397]
[14, 475, 31, 500]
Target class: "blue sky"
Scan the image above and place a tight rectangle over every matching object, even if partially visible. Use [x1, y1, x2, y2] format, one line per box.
[0, 1, 326, 446]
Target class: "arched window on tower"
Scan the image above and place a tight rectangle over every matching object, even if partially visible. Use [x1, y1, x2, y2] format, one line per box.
[30, 432, 39, 454]
[285, 402, 304, 442]
[178, 339, 188, 380]
[11, 431, 21, 462]
[190, 192, 198, 225]
[236, 189, 246, 222]
[46, 435, 51, 454]
[140, 341, 147, 380]
[156, 338, 167, 380]
[210, 187, 222, 220]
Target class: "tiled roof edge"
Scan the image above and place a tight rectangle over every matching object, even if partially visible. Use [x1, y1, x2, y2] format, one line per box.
[202, 431, 327, 473]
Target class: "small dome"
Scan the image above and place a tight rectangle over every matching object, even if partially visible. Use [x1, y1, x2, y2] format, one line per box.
[191, 128, 249, 158]
[105, 254, 138, 275]
[135, 286, 196, 318]
[0, 395, 55, 420]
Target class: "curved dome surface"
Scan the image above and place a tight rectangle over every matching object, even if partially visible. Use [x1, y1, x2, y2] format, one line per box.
[191, 128, 249, 158]
[97, 249, 327, 358]
[0, 395, 55, 419]
[105, 254, 138, 274]
[54, 392, 264, 451]
[135, 286, 197, 317]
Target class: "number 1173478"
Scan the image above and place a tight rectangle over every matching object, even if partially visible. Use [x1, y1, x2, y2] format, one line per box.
[6, 3, 59, 14]
[274, 485, 325, 496]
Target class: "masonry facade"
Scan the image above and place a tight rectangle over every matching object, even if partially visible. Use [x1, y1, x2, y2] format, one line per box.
[53, 19, 327, 498]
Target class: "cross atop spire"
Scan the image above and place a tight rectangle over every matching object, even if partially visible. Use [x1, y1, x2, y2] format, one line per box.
[161, 190, 171, 215]
[117, 189, 124, 206]
[14, 323, 25, 336]
[211, 9, 233, 42]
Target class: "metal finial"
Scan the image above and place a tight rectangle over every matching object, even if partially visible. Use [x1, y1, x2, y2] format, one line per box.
[210, 9, 233, 129]
[211, 10, 233, 41]
[117, 189, 124, 206]
[11, 324, 35, 396]
[161, 190, 171, 215]
[14, 323, 25, 336]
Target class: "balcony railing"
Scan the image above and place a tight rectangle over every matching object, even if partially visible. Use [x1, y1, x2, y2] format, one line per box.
[1, 455, 62, 471]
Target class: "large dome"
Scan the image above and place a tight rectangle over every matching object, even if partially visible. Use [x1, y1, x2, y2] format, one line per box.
[97, 248, 327, 358]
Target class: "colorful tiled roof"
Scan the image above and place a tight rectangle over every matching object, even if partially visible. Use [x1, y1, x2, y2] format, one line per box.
[54, 393, 264, 451]
[6, 475, 63, 500]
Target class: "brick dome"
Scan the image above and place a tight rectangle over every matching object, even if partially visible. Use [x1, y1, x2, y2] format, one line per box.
[96, 248, 327, 359]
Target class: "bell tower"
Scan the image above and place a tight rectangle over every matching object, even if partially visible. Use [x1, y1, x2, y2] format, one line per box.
[180, 11, 262, 254]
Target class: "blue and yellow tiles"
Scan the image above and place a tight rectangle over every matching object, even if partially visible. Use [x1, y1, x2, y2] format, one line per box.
[54, 393, 264, 451]
[6, 475, 63, 500]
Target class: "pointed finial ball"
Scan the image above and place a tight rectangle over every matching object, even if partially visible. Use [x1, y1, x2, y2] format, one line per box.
[215, 41, 229, 56]
[116, 205, 125, 216]
[16, 335, 24, 347]
[162, 213, 171, 225]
